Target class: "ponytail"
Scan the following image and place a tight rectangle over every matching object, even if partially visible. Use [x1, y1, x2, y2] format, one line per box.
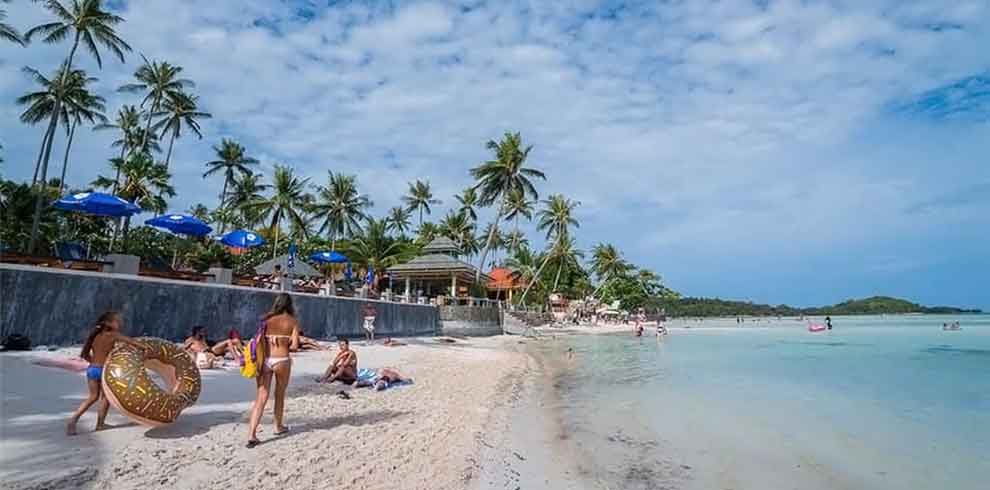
[81, 311, 119, 361]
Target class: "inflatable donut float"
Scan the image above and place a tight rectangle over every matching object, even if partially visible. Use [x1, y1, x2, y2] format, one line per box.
[101, 337, 201, 426]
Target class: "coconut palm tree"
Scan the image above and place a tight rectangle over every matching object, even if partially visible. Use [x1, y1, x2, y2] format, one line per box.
[536, 194, 580, 242]
[503, 229, 529, 254]
[589, 243, 632, 297]
[152, 91, 210, 169]
[25, 0, 131, 70]
[187, 203, 211, 223]
[455, 187, 479, 222]
[480, 222, 505, 267]
[346, 217, 413, 288]
[18, 67, 102, 252]
[402, 179, 440, 226]
[470, 131, 546, 281]
[547, 235, 584, 292]
[227, 172, 268, 228]
[311, 171, 372, 252]
[386, 206, 412, 236]
[56, 85, 106, 195]
[503, 188, 533, 249]
[243, 165, 311, 257]
[439, 211, 474, 256]
[1, 1, 24, 46]
[203, 139, 258, 232]
[92, 153, 174, 237]
[416, 221, 439, 244]
[119, 56, 193, 159]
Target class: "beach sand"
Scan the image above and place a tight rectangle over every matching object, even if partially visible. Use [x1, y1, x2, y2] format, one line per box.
[0, 337, 529, 490]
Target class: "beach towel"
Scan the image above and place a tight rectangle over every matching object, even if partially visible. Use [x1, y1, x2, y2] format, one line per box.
[354, 368, 414, 390]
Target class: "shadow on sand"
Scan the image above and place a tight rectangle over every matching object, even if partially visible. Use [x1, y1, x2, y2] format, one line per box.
[249, 409, 409, 447]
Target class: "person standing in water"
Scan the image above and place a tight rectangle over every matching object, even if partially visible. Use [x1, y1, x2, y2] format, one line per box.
[67, 311, 147, 436]
[247, 293, 300, 448]
[826, 316, 833, 330]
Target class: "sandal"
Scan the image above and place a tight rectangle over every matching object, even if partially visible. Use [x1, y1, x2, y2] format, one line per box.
[274, 426, 290, 436]
[337, 391, 351, 400]
[246, 439, 261, 449]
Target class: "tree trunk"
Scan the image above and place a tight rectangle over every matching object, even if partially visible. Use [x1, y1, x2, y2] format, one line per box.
[27, 110, 60, 253]
[30, 129, 48, 187]
[218, 176, 230, 234]
[272, 216, 281, 259]
[141, 95, 160, 155]
[476, 195, 508, 280]
[163, 126, 177, 169]
[111, 144, 126, 194]
[518, 252, 552, 305]
[419, 207, 423, 227]
[553, 263, 564, 292]
[57, 119, 78, 197]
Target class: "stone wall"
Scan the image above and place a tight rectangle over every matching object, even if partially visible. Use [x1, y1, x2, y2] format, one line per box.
[438, 305, 503, 337]
[0, 264, 440, 346]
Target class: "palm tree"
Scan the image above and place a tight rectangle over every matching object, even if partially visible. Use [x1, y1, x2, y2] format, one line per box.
[416, 221, 439, 244]
[18, 67, 101, 252]
[242, 165, 311, 257]
[503, 229, 529, 254]
[547, 235, 584, 292]
[1, 1, 24, 46]
[536, 194, 580, 242]
[480, 222, 505, 267]
[386, 206, 412, 236]
[589, 243, 631, 297]
[402, 179, 440, 226]
[57, 84, 106, 195]
[504, 188, 533, 249]
[311, 171, 372, 252]
[346, 218, 413, 288]
[203, 139, 258, 232]
[439, 211, 474, 256]
[455, 187, 479, 222]
[227, 172, 269, 228]
[187, 203, 211, 223]
[119, 56, 193, 159]
[152, 91, 210, 169]
[470, 131, 546, 281]
[92, 153, 174, 237]
[25, 0, 131, 70]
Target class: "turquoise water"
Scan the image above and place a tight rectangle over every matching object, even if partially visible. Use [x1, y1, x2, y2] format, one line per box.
[551, 315, 990, 489]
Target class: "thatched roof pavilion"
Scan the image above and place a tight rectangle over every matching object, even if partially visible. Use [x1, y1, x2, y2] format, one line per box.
[387, 237, 491, 299]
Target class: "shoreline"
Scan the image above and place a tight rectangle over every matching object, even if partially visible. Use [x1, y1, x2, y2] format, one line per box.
[0, 336, 530, 490]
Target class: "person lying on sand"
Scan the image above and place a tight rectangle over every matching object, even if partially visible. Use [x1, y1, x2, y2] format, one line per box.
[209, 329, 245, 361]
[67, 311, 148, 436]
[382, 337, 405, 347]
[317, 338, 357, 384]
[291, 331, 327, 351]
[355, 367, 407, 391]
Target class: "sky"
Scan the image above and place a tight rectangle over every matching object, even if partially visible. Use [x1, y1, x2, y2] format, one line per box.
[1, 0, 988, 309]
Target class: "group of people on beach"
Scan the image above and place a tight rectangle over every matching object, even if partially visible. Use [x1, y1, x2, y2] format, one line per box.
[68, 293, 407, 448]
[633, 308, 668, 338]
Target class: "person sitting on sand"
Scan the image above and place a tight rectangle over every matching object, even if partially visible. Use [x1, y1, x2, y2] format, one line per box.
[317, 338, 357, 384]
[67, 311, 147, 436]
[355, 367, 407, 391]
[183, 325, 219, 369]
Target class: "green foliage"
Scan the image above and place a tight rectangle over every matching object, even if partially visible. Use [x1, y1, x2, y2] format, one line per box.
[656, 295, 981, 317]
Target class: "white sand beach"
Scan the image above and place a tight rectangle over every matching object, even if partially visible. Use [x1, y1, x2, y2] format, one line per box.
[0, 337, 529, 490]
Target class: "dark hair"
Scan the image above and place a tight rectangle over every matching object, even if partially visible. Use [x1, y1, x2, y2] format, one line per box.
[192, 325, 207, 336]
[265, 293, 295, 319]
[274, 264, 282, 270]
[81, 311, 120, 361]
[337, 337, 349, 344]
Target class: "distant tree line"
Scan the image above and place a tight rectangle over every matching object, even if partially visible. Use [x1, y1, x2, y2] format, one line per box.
[654, 296, 982, 318]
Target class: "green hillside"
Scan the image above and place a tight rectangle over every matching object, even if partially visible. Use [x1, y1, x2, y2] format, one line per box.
[656, 295, 981, 317]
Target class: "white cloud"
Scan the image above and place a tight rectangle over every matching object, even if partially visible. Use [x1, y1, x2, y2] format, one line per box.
[1, 0, 988, 307]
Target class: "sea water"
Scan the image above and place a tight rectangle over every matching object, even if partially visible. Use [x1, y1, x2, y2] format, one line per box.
[548, 315, 990, 490]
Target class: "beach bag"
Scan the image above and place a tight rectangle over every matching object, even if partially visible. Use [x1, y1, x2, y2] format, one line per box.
[2, 334, 31, 351]
[240, 321, 267, 379]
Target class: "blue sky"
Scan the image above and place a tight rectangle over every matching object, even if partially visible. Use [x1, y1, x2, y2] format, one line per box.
[1, 0, 988, 309]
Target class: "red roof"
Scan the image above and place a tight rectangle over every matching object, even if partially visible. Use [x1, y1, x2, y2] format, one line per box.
[487, 268, 523, 289]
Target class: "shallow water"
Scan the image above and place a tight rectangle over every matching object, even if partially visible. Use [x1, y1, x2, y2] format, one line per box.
[551, 315, 990, 489]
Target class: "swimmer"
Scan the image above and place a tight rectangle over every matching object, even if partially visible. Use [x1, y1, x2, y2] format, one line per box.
[66, 311, 146, 436]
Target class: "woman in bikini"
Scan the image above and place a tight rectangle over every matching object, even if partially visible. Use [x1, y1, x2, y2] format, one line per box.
[246, 293, 300, 448]
[66, 311, 146, 435]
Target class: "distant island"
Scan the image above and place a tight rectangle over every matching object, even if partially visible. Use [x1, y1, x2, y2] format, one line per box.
[657, 296, 983, 318]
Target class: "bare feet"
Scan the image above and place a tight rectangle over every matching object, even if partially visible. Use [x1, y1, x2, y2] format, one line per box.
[66, 421, 77, 436]
[95, 423, 112, 432]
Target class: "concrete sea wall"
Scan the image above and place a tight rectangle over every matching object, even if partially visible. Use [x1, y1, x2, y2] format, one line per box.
[0, 264, 440, 346]
[438, 305, 503, 337]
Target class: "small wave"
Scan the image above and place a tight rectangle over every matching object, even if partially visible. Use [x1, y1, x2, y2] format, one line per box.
[922, 345, 990, 357]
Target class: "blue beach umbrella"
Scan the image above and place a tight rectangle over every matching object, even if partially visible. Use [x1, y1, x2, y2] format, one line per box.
[365, 264, 375, 285]
[145, 214, 213, 237]
[309, 250, 349, 264]
[54, 192, 141, 217]
[220, 229, 265, 248]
